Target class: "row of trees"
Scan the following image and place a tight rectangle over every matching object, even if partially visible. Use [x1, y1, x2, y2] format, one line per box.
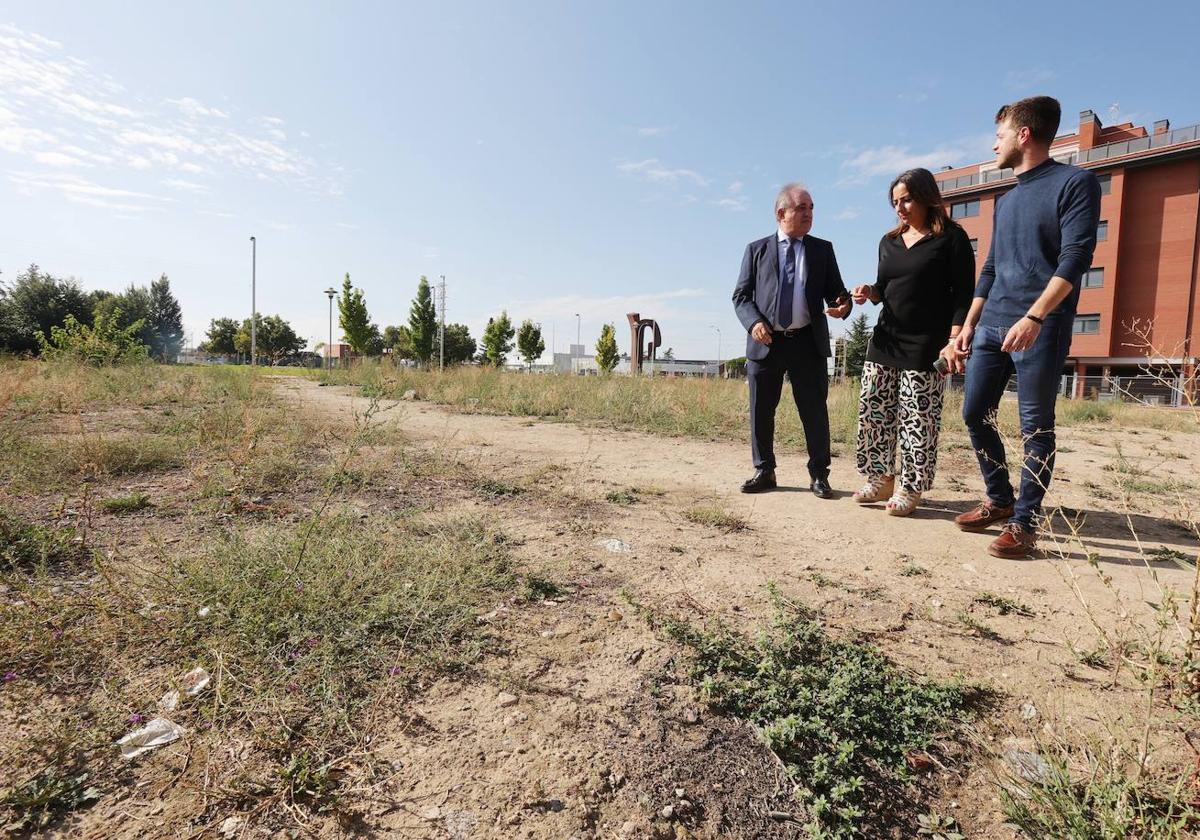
[0, 264, 184, 361]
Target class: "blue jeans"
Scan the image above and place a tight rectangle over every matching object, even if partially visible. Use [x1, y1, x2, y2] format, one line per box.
[961, 322, 1072, 530]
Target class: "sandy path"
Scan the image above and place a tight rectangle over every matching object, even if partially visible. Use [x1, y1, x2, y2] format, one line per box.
[271, 375, 1198, 837]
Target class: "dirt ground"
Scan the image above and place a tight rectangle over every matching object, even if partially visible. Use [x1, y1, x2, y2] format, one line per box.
[17, 374, 1197, 839]
[260, 377, 1197, 839]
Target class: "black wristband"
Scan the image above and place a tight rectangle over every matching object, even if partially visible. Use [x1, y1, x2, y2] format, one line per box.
[1024, 313, 1044, 325]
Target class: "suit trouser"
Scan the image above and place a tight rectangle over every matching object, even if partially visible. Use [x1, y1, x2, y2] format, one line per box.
[746, 329, 831, 478]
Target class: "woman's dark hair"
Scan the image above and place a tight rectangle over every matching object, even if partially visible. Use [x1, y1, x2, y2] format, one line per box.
[886, 167, 959, 239]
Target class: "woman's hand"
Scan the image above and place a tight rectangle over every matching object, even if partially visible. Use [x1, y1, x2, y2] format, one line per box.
[939, 342, 968, 375]
[953, 324, 974, 355]
[851, 284, 876, 305]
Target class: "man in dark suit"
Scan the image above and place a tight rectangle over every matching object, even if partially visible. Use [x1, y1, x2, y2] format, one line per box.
[732, 182, 852, 497]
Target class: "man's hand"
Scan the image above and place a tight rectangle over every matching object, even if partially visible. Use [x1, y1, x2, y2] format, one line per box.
[750, 321, 773, 345]
[1001, 317, 1041, 353]
[825, 298, 852, 319]
[850, 284, 876, 305]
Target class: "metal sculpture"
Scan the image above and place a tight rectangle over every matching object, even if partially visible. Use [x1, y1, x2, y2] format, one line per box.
[626, 312, 662, 375]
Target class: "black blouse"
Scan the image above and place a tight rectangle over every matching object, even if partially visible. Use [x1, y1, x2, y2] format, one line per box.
[866, 225, 975, 371]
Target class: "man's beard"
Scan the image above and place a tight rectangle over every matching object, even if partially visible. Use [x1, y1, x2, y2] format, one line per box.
[997, 147, 1021, 170]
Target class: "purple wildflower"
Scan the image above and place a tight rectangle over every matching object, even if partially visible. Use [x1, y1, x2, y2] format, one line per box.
[128, 713, 145, 725]
[2, 672, 17, 683]
[388, 666, 402, 677]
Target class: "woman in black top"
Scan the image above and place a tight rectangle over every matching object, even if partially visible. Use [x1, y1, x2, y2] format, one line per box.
[849, 167, 975, 515]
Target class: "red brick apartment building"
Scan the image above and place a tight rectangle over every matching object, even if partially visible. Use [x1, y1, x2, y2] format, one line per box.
[937, 110, 1200, 404]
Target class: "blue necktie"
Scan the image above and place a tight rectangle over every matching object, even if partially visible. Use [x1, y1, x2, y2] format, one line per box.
[778, 238, 796, 329]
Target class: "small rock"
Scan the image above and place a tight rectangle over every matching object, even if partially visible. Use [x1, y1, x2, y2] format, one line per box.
[1020, 701, 1039, 721]
[219, 816, 245, 836]
[626, 647, 644, 665]
[961, 563, 978, 573]
[767, 810, 793, 821]
[497, 691, 519, 708]
[676, 799, 693, 814]
[608, 610, 623, 622]
[680, 707, 699, 725]
[674, 788, 685, 798]
[401, 389, 417, 400]
[420, 806, 441, 820]
[660, 804, 675, 820]
[1004, 747, 1051, 782]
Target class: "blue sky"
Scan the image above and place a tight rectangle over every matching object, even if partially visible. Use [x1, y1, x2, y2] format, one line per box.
[2, 1, 1198, 361]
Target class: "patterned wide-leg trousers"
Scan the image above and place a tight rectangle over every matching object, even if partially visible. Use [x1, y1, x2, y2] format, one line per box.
[855, 361, 946, 492]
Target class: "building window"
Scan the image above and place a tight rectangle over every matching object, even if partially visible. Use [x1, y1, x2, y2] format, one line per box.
[951, 199, 979, 219]
[1073, 314, 1101, 334]
[1098, 174, 1112, 195]
[1081, 267, 1104, 288]
[969, 238, 978, 255]
[1097, 220, 1108, 241]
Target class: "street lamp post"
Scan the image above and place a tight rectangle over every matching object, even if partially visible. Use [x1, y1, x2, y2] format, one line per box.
[710, 325, 722, 378]
[574, 313, 580, 352]
[249, 236, 257, 367]
[324, 287, 337, 371]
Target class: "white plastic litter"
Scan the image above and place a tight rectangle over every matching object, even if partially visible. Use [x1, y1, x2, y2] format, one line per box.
[181, 666, 211, 696]
[117, 717, 185, 759]
[158, 689, 180, 712]
[596, 538, 632, 554]
[197, 606, 211, 618]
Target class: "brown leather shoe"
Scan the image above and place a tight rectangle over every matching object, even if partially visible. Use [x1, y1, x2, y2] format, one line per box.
[954, 500, 1014, 531]
[987, 522, 1037, 559]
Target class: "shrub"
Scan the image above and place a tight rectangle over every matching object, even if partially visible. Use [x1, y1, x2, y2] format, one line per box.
[37, 310, 149, 366]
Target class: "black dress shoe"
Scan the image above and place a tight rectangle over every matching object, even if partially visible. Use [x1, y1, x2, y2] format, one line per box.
[810, 476, 834, 499]
[741, 469, 777, 494]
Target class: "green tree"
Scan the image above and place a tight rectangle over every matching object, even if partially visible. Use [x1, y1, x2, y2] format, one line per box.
[407, 276, 438, 366]
[93, 285, 153, 349]
[201, 318, 240, 355]
[481, 312, 515, 367]
[383, 324, 415, 360]
[0, 264, 91, 354]
[148, 274, 184, 361]
[37, 309, 149, 366]
[337, 273, 374, 356]
[516, 319, 545, 370]
[595, 323, 619, 373]
[234, 314, 306, 365]
[442, 323, 476, 365]
[844, 313, 872, 378]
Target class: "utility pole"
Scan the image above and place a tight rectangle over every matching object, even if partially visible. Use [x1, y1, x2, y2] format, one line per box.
[575, 313, 580, 351]
[438, 274, 446, 371]
[249, 236, 257, 367]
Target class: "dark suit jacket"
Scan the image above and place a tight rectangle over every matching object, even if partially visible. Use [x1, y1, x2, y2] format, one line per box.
[732, 233, 850, 361]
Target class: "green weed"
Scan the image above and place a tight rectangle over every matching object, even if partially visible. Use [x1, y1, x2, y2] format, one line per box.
[630, 590, 973, 839]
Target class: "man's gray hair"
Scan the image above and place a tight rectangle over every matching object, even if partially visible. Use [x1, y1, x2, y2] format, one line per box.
[775, 181, 811, 213]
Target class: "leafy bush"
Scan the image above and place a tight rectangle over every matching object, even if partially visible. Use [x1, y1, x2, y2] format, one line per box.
[37, 310, 149, 366]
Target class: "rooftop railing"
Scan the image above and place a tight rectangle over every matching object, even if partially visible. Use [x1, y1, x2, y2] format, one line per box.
[937, 122, 1200, 193]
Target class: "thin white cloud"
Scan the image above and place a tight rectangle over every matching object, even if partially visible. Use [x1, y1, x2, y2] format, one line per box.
[335, 222, 359, 230]
[727, 180, 743, 194]
[837, 135, 991, 186]
[169, 97, 229, 119]
[198, 209, 235, 218]
[33, 150, 85, 167]
[265, 221, 291, 231]
[617, 158, 709, 187]
[163, 178, 210, 193]
[710, 196, 747, 212]
[9, 170, 166, 212]
[834, 207, 861, 221]
[0, 24, 343, 204]
[636, 125, 673, 137]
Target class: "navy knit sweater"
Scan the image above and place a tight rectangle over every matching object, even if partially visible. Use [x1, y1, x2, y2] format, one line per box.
[977, 158, 1102, 329]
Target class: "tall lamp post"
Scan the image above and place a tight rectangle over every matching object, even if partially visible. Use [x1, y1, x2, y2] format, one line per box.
[324, 287, 337, 371]
[574, 313, 580, 352]
[249, 236, 257, 367]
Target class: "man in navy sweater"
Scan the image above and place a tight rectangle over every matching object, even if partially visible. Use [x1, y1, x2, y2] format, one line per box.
[948, 96, 1101, 558]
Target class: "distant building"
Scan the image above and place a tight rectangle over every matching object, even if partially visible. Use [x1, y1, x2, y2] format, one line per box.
[937, 108, 1200, 402]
